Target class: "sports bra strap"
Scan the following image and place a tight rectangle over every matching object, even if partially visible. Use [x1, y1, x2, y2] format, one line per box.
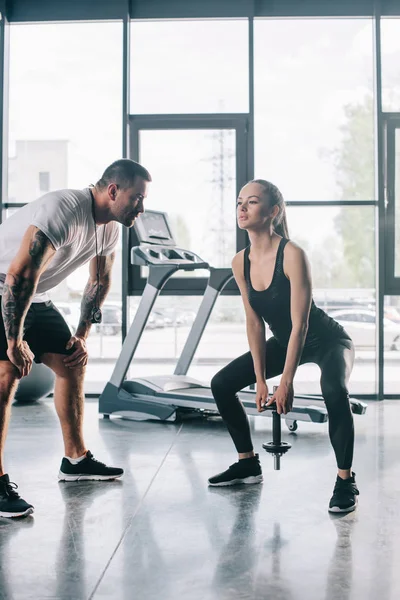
[243, 246, 251, 282]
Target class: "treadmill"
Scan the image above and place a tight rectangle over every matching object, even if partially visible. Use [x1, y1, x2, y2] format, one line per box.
[99, 210, 367, 430]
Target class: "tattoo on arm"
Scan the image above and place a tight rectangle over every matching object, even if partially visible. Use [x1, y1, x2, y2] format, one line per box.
[29, 230, 50, 269]
[1, 274, 35, 342]
[76, 276, 111, 337]
[1, 229, 54, 344]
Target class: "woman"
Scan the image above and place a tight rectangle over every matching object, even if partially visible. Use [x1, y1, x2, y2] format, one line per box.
[208, 179, 359, 513]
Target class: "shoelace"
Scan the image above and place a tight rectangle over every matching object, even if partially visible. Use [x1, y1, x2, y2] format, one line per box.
[86, 454, 107, 468]
[1, 480, 20, 500]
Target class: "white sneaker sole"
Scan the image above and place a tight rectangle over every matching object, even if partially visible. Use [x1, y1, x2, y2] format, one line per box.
[208, 474, 263, 487]
[328, 497, 358, 513]
[58, 472, 123, 482]
[0, 507, 34, 518]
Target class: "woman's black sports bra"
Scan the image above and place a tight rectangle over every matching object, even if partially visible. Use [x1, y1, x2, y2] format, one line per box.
[243, 238, 350, 349]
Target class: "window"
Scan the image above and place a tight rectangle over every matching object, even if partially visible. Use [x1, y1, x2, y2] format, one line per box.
[7, 22, 123, 391]
[287, 205, 376, 394]
[130, 19, 249, 114]
[381, 18, 400, 112]
[385, 118, 400, 292]
[39, 171, 50, 192]
[136, 126, 237, 269]
[384, 295, 400, 395]
[8, 22, 122, 201]
[254, 19, 375, 201]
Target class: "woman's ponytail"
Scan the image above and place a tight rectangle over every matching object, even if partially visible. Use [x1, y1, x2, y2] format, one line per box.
[273, 207, 289, 239]
[251, 178, 289, 239]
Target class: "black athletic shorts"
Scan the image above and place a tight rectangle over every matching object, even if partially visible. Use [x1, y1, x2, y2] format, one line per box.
[0, 297, 74, 363]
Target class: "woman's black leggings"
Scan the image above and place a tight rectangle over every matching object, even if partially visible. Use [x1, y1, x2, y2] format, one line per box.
[210, 336, 355, 470]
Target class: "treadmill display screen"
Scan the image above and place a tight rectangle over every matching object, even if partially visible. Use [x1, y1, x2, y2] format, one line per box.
[134, 210, 176, 246]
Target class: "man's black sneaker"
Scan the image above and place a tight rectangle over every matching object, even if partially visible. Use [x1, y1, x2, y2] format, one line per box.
[58, 451, 124, 482]
[208, 454, 263, 487]
[329, 472, 359, 513]
[0, 474, 34, 518]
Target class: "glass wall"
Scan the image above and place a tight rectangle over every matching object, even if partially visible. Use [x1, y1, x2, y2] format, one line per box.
[382, 18, 400, 395]
[137, 127, 237, 268]
[381, 18, 400, 112]
[254, 19, 374, 201]
[6, 22, 123, 380]
[288, 205, 376, 394]
[1, 10, 398, 397]
[254, 18, 376, 394]
[130, 19, 249, 114]
[384, 296, 400, 395]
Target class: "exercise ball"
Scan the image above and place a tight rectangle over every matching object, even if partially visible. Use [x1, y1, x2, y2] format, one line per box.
[14, 362, 55, 404]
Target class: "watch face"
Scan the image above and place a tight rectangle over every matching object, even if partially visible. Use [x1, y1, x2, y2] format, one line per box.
[91, 308, 102, 324]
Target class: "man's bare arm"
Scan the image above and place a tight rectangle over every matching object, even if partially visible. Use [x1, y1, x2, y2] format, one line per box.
[75, 252, 116, 339]
[2, 227, 56, 346]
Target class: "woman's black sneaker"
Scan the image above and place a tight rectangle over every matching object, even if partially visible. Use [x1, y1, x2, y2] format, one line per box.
[208, 454, 263, 487]
[0, 474, 34, 518]
[329, 472, 359, 513]
[58, 451, 124, 481]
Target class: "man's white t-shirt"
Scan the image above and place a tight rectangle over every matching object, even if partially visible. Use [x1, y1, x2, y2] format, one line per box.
[0, 188, 119, 302]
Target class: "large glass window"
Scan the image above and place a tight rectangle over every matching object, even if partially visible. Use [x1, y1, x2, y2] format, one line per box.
[395, 129, 400, 279]
[384, 295, 400, 395]
[287, 205, 376, 394]
[385, 118, 400, 293]
[254, 19, 375, 201]
[381, 18, 400, 112]
[8, 22, 122, 198]
[130, 19, 249, 114]
[137, 128, 237, 268]
[7, 22, 123, 382]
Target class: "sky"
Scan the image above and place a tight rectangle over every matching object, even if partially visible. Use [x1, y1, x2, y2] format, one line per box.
[6, 17, 400, 290]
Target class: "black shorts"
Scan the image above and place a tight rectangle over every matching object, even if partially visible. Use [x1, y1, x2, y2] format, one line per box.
[0, 298, 73, 363]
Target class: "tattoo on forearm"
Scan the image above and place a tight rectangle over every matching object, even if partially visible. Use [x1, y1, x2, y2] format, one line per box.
[29, 230, 49, 269]
[76, 278, 111, 334]
[1, 274, 35, 341]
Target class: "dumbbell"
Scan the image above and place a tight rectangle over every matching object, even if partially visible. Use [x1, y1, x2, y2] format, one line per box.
[262, 386, 292, 470]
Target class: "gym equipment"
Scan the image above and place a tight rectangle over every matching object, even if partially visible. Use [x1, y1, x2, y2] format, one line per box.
[99, 210, 367, 429]
[262, 388, 292, 470]
[14, 362, 55, 404]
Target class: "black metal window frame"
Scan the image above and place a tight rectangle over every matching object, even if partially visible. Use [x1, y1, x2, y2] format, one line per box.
[3, 0, 400, 23]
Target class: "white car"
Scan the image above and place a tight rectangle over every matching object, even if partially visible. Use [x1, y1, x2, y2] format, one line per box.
[329, 309, 400, 351]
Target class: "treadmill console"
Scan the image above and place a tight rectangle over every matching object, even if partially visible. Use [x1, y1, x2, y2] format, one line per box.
[131, 210, 209, 270]
[133, 210, 176, 247]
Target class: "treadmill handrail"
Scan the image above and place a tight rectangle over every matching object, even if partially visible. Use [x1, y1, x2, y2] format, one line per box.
[174, 267, 235, 377]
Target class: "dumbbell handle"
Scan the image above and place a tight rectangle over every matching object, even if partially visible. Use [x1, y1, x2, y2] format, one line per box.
[264, 386, 291, 470]
[272, 410, 281, 446]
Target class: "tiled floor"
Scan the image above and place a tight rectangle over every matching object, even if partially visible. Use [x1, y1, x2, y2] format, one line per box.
[1, 398, 400, 600]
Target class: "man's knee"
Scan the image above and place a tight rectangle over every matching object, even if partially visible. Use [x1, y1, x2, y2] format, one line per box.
[0, 361, 19, 399]
[41, 353, 85, 380]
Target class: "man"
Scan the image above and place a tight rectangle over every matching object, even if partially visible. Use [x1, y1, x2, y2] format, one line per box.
[0, 158, 151, 518]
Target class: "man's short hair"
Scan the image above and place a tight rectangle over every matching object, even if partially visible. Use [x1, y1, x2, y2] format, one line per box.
[96, 159, 152, 190]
